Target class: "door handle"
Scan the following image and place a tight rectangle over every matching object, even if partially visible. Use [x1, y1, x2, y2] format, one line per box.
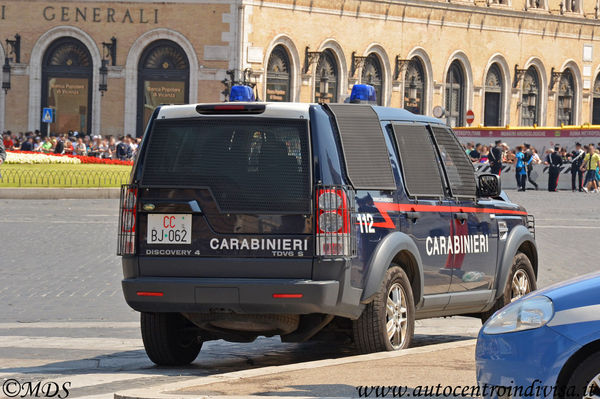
[404, 211, 421, 221]
[455, 212, 468, 222]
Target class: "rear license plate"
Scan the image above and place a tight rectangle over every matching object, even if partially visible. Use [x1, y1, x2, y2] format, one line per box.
[147, 214, 192, 244]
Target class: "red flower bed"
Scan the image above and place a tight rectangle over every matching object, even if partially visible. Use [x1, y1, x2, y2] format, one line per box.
[9, 150, 133, 166]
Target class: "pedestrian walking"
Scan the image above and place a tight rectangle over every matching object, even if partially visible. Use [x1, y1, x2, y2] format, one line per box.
[489, 140, 503, 175]
[514, 146, 528, 191]
[581, 143, 600, 193]
[569, 142, 585, 192]
[523, 143, 538, 190]
[547, 145, 563, 192]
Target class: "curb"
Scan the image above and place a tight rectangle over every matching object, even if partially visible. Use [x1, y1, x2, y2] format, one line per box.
[0, 188, 120, 199]
[114, 339, 476, 399]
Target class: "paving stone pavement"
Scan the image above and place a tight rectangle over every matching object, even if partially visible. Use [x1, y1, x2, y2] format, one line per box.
[0, 191, 598, 397]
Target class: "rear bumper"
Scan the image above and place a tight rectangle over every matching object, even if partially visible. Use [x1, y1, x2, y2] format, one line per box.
[123, 277, 357, 316]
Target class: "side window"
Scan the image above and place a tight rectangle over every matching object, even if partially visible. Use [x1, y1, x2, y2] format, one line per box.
[391, 124, 445, 198]
[327, 104, 396, 190]
[430, 126, 477, 198]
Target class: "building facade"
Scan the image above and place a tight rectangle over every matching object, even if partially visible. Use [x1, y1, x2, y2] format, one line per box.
[2, 0, 600, 136]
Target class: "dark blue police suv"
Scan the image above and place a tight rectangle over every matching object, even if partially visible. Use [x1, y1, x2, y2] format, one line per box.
[118, 89, 538, 365]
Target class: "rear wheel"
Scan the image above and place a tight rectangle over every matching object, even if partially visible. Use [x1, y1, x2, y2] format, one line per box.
[480, 252, 536, 323]
[562, 352, 600, 399]
[353, 265, 415, 353]
[141, 312, 202, 366]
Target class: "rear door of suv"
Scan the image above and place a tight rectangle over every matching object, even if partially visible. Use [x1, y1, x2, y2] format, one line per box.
[390, 122, 454, 312]
[134, 110, 314, 279]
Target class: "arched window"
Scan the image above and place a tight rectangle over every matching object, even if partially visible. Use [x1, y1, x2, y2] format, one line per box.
[521, 67, 540, 126]
[137, 40, 189, 136]
[445, 60, 465, 127]
[42, 38, 93, 135]
[314, 50, 339, 103]
[557, 70, 575, 126]
[592, 74, 600, 124]
[266, 45, 291, 102]
[362, 54, 383, 105]
[484, 64, 504, 126]
[404, 58, 425, 115]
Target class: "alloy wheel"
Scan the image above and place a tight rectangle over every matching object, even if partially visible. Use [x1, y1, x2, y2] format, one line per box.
[386, 283, 408, 350]
[511, 269, 531, 302]
[584, 373, 600, 399]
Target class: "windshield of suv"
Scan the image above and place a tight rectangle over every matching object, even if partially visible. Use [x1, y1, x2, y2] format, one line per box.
[140, 118, 311, 214]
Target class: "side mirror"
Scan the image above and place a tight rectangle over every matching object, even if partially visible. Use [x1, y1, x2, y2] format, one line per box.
[478, 174, 501, 197]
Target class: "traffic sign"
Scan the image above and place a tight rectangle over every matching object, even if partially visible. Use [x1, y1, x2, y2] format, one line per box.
[42, 108, 54, 123]
[466, 109, 475, 125]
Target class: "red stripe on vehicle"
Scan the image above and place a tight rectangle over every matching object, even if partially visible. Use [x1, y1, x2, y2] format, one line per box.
[371, 202, 527, 229]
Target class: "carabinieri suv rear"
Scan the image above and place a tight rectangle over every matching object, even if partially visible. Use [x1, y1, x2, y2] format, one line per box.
[118, 100, 538, 366]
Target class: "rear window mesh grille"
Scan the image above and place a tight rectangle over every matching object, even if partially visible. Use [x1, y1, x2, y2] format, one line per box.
[327, 104, 396, 190]
[392, 124, 445, 197]
[141, 118, 311, 214]
[430, 126, 477, 197]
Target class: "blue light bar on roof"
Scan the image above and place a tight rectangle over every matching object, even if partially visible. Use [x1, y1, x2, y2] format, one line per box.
[230, 85, 255, 102]
[350, 84, 376, 104]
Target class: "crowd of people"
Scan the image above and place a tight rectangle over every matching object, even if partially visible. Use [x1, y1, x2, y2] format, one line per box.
[3, 128, 600, 193]
[464, 140, 600, 193]
[1, 130, 141, 161]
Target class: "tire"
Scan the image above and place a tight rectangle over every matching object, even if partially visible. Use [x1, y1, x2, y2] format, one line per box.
[480, 252, 536, 323]
[141, 312, 202, 366]
[561, 352, 600, 399]
[353, 265, 415, 354]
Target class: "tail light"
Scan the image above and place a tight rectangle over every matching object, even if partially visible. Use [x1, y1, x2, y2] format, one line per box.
[117, 185, 138, 255]
[315, 185, 356, 257]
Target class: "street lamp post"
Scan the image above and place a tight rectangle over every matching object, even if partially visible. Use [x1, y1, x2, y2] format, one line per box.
[2, 57, 11, 94]
[99, 59, 108, 95]
[319, 74, 329, 102]
[407, 76, 418, 105]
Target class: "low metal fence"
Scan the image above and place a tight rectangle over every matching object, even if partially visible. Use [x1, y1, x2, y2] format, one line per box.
[0, 168, 131, 187]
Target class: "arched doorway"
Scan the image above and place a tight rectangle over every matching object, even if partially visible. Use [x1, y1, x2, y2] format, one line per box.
[266, 45, 291, 102]
[557, 69, 575, 126]
[521, 66, 540, 126]
[314, 49, 338, 103]
[42, 38, 93, 135]
[404, 58, 425, 114]
[446, 60, 465, 127]
[593, 74, 600, 125]
[484, 64, 504, 126]
[137, 40, 189, 136]
[362, 54, 383, 105]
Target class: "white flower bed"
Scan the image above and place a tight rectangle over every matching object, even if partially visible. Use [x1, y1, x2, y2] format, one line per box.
[5, 152, 81, 165]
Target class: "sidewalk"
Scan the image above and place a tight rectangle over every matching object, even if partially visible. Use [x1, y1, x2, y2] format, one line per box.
[115, 339, 477, 399]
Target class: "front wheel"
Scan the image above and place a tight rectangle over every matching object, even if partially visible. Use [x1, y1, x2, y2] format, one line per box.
[141, 312, 202, 366]
[562, 352, 600, 399]
[353, 265, 415, 353]
[480, 252, 536, 323]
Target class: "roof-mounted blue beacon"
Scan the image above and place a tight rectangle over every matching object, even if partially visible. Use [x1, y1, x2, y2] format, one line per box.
[349, 84, 376, 104]
[229, 85, 255, 102]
